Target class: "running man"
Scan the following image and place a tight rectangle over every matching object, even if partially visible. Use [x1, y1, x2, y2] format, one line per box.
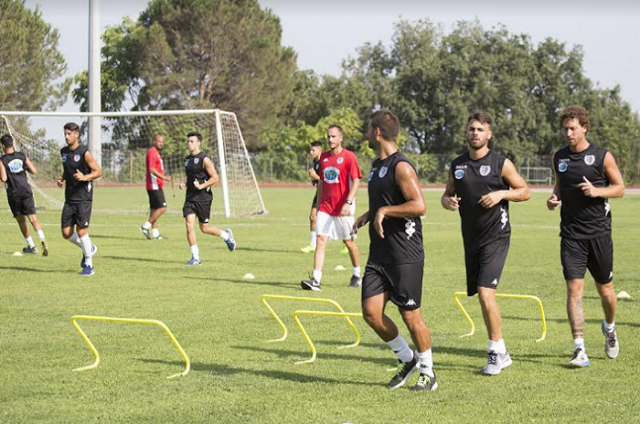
[441, 111, 530, 375]
[140, 133, 171, 240]
[300, 140, 322, 253]
[57, 122, 102, 276]
[180, 131, 235, 265]
[547, 105, 624, 367]
[301, 125, 362, 290]
[0, 134, 48, 255]
[353, 110, 437, 391]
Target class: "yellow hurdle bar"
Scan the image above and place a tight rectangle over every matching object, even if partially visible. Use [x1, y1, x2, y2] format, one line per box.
[453, 292, 547, 342]
[261, 294, 361, 349]
[71, 315, 191, 379]
[292, 310, 364, 364]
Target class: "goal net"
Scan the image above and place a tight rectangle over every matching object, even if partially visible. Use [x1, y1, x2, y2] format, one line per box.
[0, 110, 266, 217]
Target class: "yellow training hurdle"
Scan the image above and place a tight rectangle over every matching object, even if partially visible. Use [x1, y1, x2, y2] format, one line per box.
[293, 310, 364, 364]
[71, 315, 191, 379]
[261, 294, 361, 349]
[453, 291, 547, 342]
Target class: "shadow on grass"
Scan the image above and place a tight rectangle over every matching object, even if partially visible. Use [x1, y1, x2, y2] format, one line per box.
[91, 234, 147, 241]
[234, 246, 295, 254]
[101, 255, 183, 264]
[0, 265, 67, 274]
[139, 358, 376, 386]
[185, 276, 295, 289]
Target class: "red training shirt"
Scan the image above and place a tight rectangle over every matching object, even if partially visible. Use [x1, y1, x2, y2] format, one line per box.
[145, 146, 165, 190]
[318, 149, 362, 216]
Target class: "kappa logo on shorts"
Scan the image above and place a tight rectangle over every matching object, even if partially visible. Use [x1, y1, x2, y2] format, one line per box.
[83, 222, 89, 226]
[323, 167, 340, 184]
[480, 165, 491, 177]
[379, 166, 388, 178]
[490, 279, 498, 286]
[558, 162, 568, 172]
[406, 299, 417, 307]
[204, 218, 209, 223]
[8, 159, 24, 173]
[609, 271, 613, 279]
[454, 169, 465, 179]
[337, 157, 344, 165]
[584, 155, 595, 166]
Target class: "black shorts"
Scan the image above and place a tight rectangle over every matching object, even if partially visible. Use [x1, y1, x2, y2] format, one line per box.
[464, 237, 510, 296]
[61, 201, 92, 229]
[362, 261, 424, 310]
[561, 236, 613, 284]
[311, 193, 318, 210]
[183, 199, 212, 223]
[147, 189, 167, 210]
[7, 195, 36, 217]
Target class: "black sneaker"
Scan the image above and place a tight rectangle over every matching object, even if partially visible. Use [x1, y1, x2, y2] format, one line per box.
[348, 275, 362, 288]
[388, 355, 418, 389]
[23, 246, 38, 254]
[412, 371, 438, 391]
[41, 241, 49, 256]
[300, 277, 321, 291]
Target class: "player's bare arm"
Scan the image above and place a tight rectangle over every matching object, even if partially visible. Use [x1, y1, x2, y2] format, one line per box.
[352, 211, 370, 234]
[308, 168, 320, 181]
[441, 172, 460, 211]
[193, 157, 218, 190]
[73, 151, 103, 181]
[25, 156, 38, 175]
[478, 159, 530, 208]
[340, 177, 360, 216]
[374, 162, 425, 239]
[150, 166, 171, 182]
[577, 152, 625, 199]
[547, 159, 562, 210]
[0, 160, 6, 182]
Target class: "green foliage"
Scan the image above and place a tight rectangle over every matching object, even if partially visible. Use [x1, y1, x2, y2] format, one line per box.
[0, 0, 70, 110]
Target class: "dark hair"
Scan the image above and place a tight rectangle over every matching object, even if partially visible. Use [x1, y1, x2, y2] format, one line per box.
[369, 110, 400, 142]
[310, 141, 322, 148]
[63, 122, 80, 132]
[559, 106, 589, 130]
[1, 134, 14, 148]
[327, 124, 344, 136]
[187, 131, 202, 142]
[467, 112, 492, 127]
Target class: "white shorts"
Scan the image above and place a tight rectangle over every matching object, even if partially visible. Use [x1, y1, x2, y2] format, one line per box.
[316, 211, 354, 241]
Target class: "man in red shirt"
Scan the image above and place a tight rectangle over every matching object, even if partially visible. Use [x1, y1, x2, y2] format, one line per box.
[301, 125, 362, 291]
[140, 133, 172, 240]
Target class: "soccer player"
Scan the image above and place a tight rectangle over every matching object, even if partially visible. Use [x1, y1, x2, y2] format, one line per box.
[441, 112, 530, 375]
[300, 125, 362, 290]
[300, 141, 322, 253]
[140, 133, 172, 240]
[57, 122, 102, 276]
[353, 110, 437, 391]
[0, 134, 48, 255]
[547, 106, 624, 367]
[180, 131, 235, 265]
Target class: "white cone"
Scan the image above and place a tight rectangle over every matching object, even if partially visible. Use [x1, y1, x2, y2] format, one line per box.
[243, 273, 255, 280]
[617, 291, 631, 299]
[12, 251, 23, 256]
[334, 265, 346, 271]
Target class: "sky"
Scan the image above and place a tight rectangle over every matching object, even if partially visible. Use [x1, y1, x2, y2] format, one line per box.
[24, 0, 640, 115]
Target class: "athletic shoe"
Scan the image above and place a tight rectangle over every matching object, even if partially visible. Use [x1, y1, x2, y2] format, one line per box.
[388, 355, 418, 389]
[602, 321, 619, 359]
[568, 347, 590, 368]
[224, 229, 236, 252]
[412, 371, 438, 392]
[140, 225, 151, 240]
[80, 245, 98, 268]
[300, 277, 321, 291]
[482, 351, 512, 375]
[22, 246, 38, 254]
[80, 266, 95, 276]
[185, 257, 202, 266]
[300, 245, 315, 253]
[340, 245, 349, 254]
[348, 275, 362, 288]
[41, 241, 49, 257]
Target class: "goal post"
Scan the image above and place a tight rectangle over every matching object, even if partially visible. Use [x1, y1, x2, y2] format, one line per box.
[0, 109, 267, 217]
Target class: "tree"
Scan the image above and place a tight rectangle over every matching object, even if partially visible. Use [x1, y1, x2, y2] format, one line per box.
[0, 0, 70, 110]
[73, 0, 297, 149]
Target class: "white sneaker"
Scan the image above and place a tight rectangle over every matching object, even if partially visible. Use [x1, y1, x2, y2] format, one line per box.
[482, 351, 512, 375]
[602, 322, 619, 359]
[569, 347, 590, 368]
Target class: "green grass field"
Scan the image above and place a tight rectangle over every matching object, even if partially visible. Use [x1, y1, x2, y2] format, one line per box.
[1, 187, 639, 423]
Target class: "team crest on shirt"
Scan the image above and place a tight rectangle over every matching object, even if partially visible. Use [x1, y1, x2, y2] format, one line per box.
[194, 158, 200, 164]
[323, 167, 340, 184]
[480, 165, 491, 177]
[379, 166, 388, 178]
[584, 155, 595, 166]
[454, 169, 465, 179]
[558, 162, 568, 172]
[185, 159, 190, 167]
[8, 159, 24, 173]
[337, 157, 344, 164]
[74, 155, 81, 162]
[61, 154, 67, 163]
[368, 168, 377, 182]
